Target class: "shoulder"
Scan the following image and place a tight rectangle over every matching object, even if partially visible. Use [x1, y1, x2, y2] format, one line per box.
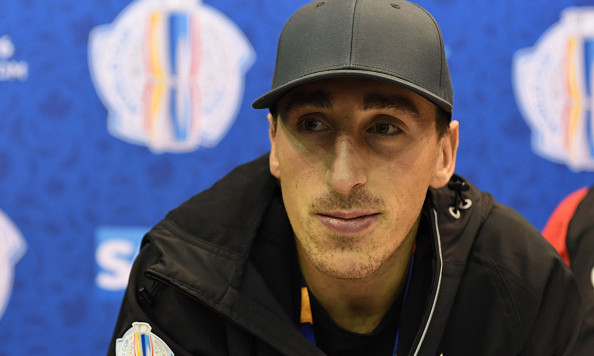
[447, 201, 581, 352]
[166, 154, 274, 232]
[155, 154, 279, 249]
[472, 201, 570, 296]
[542, 186, 590, 264]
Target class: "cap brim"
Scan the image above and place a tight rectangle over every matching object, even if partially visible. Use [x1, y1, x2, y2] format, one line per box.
[252, 69, 453, 112]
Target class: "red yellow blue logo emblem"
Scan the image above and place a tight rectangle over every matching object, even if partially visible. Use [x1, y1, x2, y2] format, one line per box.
[514, 7, 594, 171]
[89, 0, 255, 153]
[116, 322, 174, 356]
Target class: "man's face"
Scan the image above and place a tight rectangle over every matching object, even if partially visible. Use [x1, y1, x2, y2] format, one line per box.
[268, 77, 458, 280]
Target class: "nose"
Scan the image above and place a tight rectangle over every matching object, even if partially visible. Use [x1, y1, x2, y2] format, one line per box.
[326, 136, 367, 196]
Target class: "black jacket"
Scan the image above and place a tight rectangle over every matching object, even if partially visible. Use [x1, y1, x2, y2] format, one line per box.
[543, 186, 594, 352]
[108, 155, 584, 355]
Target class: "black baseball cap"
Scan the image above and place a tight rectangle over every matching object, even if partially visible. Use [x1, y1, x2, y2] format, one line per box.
[252, 0, 453, 113]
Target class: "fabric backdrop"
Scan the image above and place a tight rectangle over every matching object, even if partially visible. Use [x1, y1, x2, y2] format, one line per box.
[1, 0, 593, 354]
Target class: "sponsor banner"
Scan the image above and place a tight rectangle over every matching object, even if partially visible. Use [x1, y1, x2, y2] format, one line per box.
[95, 227, 148, 298]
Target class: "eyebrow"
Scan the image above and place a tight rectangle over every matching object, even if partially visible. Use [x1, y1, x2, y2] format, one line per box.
[279, 90, 421, 119]
[360, 94, 420, 119]
[279, 90, 332, 117]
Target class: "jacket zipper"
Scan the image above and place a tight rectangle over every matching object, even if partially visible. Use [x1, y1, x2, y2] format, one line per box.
[408, 207, 444, 356]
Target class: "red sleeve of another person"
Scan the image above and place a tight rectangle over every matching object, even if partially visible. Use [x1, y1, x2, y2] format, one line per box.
[542, 187, 590, 266]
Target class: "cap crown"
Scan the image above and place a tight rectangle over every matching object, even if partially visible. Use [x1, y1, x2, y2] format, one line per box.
[252, 0, 453, 112]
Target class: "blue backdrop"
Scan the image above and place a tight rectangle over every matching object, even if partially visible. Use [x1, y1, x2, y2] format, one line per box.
[1, 0, 593, 354]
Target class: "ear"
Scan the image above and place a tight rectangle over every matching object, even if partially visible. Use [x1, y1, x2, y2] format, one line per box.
[430, 120, 459, 189]
[268, 113, 281, 179]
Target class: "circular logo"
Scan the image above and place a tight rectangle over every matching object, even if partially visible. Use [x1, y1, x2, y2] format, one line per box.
[116, 322, 174, 356]
[514, 7, 594, 171]
[89, 0, 255, 153]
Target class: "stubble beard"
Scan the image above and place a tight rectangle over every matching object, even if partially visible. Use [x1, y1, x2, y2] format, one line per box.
[297, 187, 397, 280]
[298, 231, 392, 280]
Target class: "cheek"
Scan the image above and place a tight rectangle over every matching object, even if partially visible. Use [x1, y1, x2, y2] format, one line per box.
[378, 141, 440, 212]
[276, 131, 326, 188]
[403, 137, 440, 178]
[381, 143, 439, 186]
[276, 139, 319, 215]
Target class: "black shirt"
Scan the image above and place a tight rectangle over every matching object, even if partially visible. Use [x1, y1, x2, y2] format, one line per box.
[308, 281, 405, 356]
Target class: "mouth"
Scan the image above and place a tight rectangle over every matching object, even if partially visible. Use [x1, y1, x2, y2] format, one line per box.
[316, 211, 380, 235]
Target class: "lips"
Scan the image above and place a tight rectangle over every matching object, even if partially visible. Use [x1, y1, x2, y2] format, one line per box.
[316, 212, 380, 234]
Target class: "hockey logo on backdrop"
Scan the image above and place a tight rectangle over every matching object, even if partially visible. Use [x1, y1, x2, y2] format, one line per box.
[0, 35, 28, 81]
[0, 209, 26, 320]
[89, 0, 255, 153]
[513, 7, 594, 172]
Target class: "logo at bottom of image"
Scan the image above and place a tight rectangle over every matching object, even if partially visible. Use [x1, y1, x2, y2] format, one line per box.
[0, 209, 26, 321]
[95, 226, 148, 298]
[116, 322, 174, 356]
[513, 7, 594, 172]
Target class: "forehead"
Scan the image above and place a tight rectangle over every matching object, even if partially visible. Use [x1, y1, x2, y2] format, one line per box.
[276, 77, 436, 117]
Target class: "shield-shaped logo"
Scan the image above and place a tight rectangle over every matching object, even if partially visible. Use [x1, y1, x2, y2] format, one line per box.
[514, 7, 594, 171]
[89, 0, 255, 153]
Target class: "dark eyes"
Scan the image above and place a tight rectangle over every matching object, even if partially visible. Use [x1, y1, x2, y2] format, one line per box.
[297, 117, 402, 136]
[367, 122, 401, 135]
[299, 118, 329, 132]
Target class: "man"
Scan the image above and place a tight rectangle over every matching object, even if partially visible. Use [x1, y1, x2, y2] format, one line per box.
[542, 187, 594, 353]
[108, 1, 584, 355]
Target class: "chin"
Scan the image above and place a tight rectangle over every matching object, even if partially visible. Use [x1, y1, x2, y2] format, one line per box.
[313, 254, 385, 280]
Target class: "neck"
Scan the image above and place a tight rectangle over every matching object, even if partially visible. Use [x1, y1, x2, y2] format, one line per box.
[298, 218, 418, 334]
